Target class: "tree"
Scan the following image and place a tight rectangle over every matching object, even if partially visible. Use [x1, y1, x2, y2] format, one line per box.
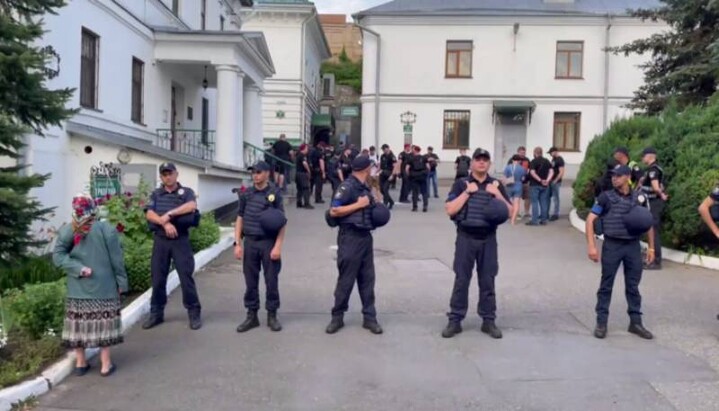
[611, 0, 719, 115]
[0, 0, 75, 269]
[322, 46, 362, 92]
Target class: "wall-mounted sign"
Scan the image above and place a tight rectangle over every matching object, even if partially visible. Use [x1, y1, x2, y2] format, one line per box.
[340, 106, 360, 118]
[90, 162, 122, 199]
[276, 110, 285, 119]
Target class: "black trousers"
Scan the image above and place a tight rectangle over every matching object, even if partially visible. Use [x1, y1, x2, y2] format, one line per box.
[379, 172, 394, 206]
[595, 238, 643, 325]
[331, 227, 376, 320]
[242, 237, 281, 312]
[399, 173, 410, 202]
[329, 176, 340, 194]
[296, 172, 311, 207]
[410, 174, 428, 209]
[448, 232, 498, 323]
[649, 198, 664, 263]
[312, 171, 324, 202]
[150, 235, 201, 314]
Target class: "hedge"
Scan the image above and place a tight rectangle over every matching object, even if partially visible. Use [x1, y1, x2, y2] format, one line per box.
[573, 98, 719, 256]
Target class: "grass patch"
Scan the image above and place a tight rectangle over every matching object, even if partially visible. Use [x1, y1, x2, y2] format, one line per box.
[0, 330, 64, 389]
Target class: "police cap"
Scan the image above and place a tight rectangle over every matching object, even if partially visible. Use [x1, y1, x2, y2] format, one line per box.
[623, 206, 653, 236]
[610, 165, 632, 176]
[259, 208, 287, 234]
[351, 155, 372, 171]
[249, 161, 271, 172]
[371, 204, 391, 228]
[472, 148, 491, 160]
[159, 162, 177, 173]
[641, 147, 657, 156]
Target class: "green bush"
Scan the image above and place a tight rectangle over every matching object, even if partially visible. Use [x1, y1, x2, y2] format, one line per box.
[190, 212, 221, 253]
[122, 237, 153, 292]
[4, 280, 65, 340]
[573, 97, 719, 255]
[0, 256, 64, 294]
[0, 330, 64, 389]
[101, 181, 152, 244]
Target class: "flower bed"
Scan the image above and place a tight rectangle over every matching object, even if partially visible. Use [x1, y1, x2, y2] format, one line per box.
[0, 187, 221, 390]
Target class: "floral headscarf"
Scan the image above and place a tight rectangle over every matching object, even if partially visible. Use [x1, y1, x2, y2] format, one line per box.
[71, 193, 97, 245]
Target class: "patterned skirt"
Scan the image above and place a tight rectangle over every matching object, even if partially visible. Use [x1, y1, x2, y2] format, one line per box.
[62, 298, 124, 348]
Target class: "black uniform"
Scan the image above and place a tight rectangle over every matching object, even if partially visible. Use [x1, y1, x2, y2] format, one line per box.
[238, 184, 284, 313]
[338, 154, 352, 181]
[379, 152, 396, 207]
[295, 152, 311, 207]
[330, 176, 378, 322]
[398, 150, 411, 202]
[640, 162, 665, 265]
[446, 176, 509, 324]
[455, 155, 471, 180]
[408, 153, 429, 211]
[146, 184, 201, 317]
[327, 154, 341, 193]
[591, 189, 649, 325]
[309, 147, 325, 203]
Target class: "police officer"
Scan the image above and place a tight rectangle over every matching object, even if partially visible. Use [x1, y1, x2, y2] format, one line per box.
[295, 143, 313, 209]
[143, 163, 202, 330]
[406, 145, 429, 212]
[326, 155, 387, 335]
[338, 147, 353, 182]
[379, 144, 397, 209]
[586, 164, 656, 340]
[234, 161, 287, 333]
[442, 149, 511, 339]
[327, 150, 342, 193]
[398, 144, 412, 203]
[639, 147, 667, 270]
[612, 147, 642, 188]
[309, 142, 326, 204]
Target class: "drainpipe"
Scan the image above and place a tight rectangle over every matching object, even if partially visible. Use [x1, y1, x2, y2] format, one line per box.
[355, 22, 380, 150]
[300, 10, 316, 143]
[603, 13, 612, 131]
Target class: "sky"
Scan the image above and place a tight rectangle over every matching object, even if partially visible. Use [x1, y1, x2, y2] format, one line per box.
[311, 0, 390, 18]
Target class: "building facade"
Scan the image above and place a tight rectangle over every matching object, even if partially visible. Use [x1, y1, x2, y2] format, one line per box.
[241, 0, 331, 147]
[355, 0, 666, 178]
[18, 0, 274, 229]
[319, 14, 363, 63]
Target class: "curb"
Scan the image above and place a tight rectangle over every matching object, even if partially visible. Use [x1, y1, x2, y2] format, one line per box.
[0, 231, 234, 411]
[569, 209, 719, 271]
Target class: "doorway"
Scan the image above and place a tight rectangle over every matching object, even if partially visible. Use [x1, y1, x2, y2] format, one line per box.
[170, 84, 185, 152]
[494, 113, 527, 173]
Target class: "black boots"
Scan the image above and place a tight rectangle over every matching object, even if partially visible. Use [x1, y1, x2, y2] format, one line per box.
[594, 324, 607, 339]
[188, 310, 202, 330]
[267, 312, 282, 332]
[480, 321, 503, 339]
[628, 323, 654, 339]
[441, 322, 462, 338]
[362, 320, 383, 334]
[236, 311, 260, 333]
[325, 316, 345, 334]
[142, 313, 164, 330]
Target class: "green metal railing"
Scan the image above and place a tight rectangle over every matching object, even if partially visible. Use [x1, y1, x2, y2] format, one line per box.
[156, 129, 215, 161]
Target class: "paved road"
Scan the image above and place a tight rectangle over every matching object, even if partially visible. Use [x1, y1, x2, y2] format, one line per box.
[39, 185, 719, 411]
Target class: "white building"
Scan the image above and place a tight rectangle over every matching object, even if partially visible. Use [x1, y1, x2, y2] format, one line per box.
[21, 0, 275, 229]
[354, 0, 667, 178]
[241, 0, 331, 147]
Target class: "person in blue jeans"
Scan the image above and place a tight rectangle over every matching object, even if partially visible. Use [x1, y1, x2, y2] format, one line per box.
[527, 147, 554, 226]
[503, 155, 527, 224]
[425, 146, 440, 198]
[548, 147, 565, 221]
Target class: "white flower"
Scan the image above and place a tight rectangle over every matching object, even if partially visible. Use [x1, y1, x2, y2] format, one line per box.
[45, 328, 57, 337]
[0, 324, 7, 349]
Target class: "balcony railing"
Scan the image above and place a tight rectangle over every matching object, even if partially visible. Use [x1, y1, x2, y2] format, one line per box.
[244, 141, 297, 195]
[156, 129, 215, 161]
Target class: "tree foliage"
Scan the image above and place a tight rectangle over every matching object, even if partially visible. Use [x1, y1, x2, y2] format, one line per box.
[321, 47, 362, 92]
[0, 0, 75, 269]
[611, 0, 719, 114]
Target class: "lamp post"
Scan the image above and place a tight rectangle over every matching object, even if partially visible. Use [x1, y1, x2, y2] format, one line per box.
[400, 111, 417, 146]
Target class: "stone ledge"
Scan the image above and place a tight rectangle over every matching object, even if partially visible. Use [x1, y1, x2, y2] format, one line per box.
[0, 230, 234, 411]
[569, 209, 719, 271]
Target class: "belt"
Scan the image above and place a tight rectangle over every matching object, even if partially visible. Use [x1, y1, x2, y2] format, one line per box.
[244, 234, 273, 241]
[458, 228, 496, 241]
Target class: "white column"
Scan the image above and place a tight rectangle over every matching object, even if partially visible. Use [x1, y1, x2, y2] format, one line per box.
[243, 85, 263, 148]
[236, 72, 245, 168]
[215, 65, 240, 166]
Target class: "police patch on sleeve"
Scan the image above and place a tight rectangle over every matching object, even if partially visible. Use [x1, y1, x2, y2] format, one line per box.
[648, 171, 657, 179]
[268, 194, 276, 203]
[335, 185, 346, 199]
[637, 194, 646, 204]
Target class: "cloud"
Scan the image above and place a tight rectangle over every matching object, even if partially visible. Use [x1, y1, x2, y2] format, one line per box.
[312, 0, 388, 18]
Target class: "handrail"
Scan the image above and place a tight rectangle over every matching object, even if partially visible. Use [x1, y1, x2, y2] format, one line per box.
[243, 141, 295, 168]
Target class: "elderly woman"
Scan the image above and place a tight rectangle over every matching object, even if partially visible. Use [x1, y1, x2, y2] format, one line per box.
[53, 194, 128, 377]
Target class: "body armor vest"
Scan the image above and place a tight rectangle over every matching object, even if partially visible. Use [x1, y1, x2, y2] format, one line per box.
[602, 190, 641, 240]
